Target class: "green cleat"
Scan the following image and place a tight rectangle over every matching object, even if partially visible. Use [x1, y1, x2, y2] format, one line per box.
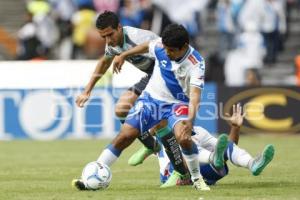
[160, 171, 191, 188]
[251, 144, 275, 176]
[128, 144, 161, 166]
[213, 134, 229, 169]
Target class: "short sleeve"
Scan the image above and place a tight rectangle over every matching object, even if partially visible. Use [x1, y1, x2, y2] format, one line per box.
[148, 38, 162, 58]
[190, 60, 205, 89]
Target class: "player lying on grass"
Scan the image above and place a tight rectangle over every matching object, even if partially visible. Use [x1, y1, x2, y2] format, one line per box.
[73, 24, 223, 191]
[128, 104, 275, 185]
[75, 11, 191, 183]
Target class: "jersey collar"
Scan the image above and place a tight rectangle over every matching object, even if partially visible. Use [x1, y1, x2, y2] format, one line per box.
[175, 46, 191, 64]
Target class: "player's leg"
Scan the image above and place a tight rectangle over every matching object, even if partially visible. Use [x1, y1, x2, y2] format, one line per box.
[224, 141, 275, 176]
[72, 123, 140, 190]
[129, 120, 188, 172]
[171, 120, 209, 191]
[73, 96, 156, 190]
[97, 124, 140, 165]
[115, 76, 160, 153]
[191, 127, 229, 169]
[154, 123, 190, 187]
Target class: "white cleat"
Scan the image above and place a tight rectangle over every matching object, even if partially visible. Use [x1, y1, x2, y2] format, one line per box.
[193, 178, 210, 191]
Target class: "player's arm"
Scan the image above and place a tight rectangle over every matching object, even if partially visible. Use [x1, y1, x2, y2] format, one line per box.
[183, 86, 202, 134]
[188, 86, 201, 122]
[184, 59, 205, 134]
[226, 104, 246, 144]
[113, 42, 150, 73]
[76, 56, 114, 107]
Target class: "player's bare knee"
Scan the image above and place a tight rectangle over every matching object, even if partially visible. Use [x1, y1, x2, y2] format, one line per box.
[115, 103, 131, 118]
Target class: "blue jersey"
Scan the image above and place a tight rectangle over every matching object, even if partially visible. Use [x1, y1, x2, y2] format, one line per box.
[125, 39, 205, 133]
[143, 38, 205, 104]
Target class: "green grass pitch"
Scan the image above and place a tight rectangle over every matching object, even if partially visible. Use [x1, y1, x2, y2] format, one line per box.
[0, 134, 300, 200]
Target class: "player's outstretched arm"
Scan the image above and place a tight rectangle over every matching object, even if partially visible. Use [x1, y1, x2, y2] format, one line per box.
[113, 42, 150, 73]
[225, 104, 246, 144]
[76, 56, 113, 108]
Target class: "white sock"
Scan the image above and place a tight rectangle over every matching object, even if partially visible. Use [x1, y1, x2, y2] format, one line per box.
[198, 147, 212, 164]
[182, 153, 202, 181]
[97, 148, 119, 166]
[227, 143, 253, 169]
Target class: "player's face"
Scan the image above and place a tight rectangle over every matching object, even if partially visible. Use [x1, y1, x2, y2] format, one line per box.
[98, 25, 122, 47]
[163, 44, 189, 61]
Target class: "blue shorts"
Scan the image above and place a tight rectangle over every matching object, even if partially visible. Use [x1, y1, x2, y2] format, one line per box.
[200, 163, 229, 185]
[125, 92, 189, 134]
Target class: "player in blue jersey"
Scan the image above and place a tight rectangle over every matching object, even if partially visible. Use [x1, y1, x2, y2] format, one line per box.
[73, 24, 228, 191]
[130, 104, 275, 185]
[73, 11, 192, 189]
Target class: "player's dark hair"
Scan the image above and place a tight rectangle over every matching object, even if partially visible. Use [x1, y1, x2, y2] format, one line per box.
[161, 24, 189, 49]
[96, 11, 119, 30]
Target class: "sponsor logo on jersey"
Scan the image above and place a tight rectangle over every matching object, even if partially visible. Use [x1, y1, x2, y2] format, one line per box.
[174, 105, 189, 116]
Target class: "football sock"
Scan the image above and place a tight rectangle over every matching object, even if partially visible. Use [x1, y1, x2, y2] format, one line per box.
[224, 141, 253, 168]
[97, 144, 121, 166]
[181, 142, 202, 181]
[156, 127, 189, 175]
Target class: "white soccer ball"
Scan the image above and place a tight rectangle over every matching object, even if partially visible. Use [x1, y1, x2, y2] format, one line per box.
[81, 161, 112, 190]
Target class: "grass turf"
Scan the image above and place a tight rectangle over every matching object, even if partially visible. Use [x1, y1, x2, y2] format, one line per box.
[0, 134, 300, 200]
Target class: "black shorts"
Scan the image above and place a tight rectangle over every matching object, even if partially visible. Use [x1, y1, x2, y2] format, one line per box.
[128, 75, 151, 96]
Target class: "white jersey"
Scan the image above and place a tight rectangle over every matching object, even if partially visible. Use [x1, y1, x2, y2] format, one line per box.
[105, 26, 159, 74]
[143, 39, 205, 103]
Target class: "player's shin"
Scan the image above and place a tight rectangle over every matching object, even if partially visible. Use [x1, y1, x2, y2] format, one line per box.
[138, 130, 160, 152]
[181, 142, 202, 181]
[156, 127, 189, 176]
[225, 141, 252, 168]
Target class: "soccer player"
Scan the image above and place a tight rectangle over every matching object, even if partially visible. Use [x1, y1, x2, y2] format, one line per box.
[130, 104, 275, 185]
[73, 24, 223, 191]
[75, 11, 190, 183]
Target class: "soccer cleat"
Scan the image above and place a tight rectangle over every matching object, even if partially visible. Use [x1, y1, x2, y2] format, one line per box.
[213, 134, 229, 169]
[193, 178, 210, 191]
[251, 144, 275, 176]
[160, 171, 191, 188]
[128, 144, 161, 166]
[72, 179, 87, 190]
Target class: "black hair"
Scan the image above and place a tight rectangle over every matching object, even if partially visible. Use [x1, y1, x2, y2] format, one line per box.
[161, 24, 189, 49]
[96, 11, 119, 30]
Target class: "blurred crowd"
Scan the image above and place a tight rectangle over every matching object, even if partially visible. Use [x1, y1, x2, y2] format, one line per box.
[15, 0, 300, 85]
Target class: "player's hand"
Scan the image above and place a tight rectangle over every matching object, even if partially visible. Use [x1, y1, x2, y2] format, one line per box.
[181, 120, 193, 135]
[225, 103, 246, 127]
[76, 92, 90, 108]
[113, 54, 125, 74]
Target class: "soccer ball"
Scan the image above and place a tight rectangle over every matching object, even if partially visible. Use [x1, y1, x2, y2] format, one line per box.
[81, 161, 112, 190]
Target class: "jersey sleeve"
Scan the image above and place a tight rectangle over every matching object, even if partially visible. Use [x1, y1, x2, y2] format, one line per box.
[190, 60, 205, 90]
[148, 38, 162, 58]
